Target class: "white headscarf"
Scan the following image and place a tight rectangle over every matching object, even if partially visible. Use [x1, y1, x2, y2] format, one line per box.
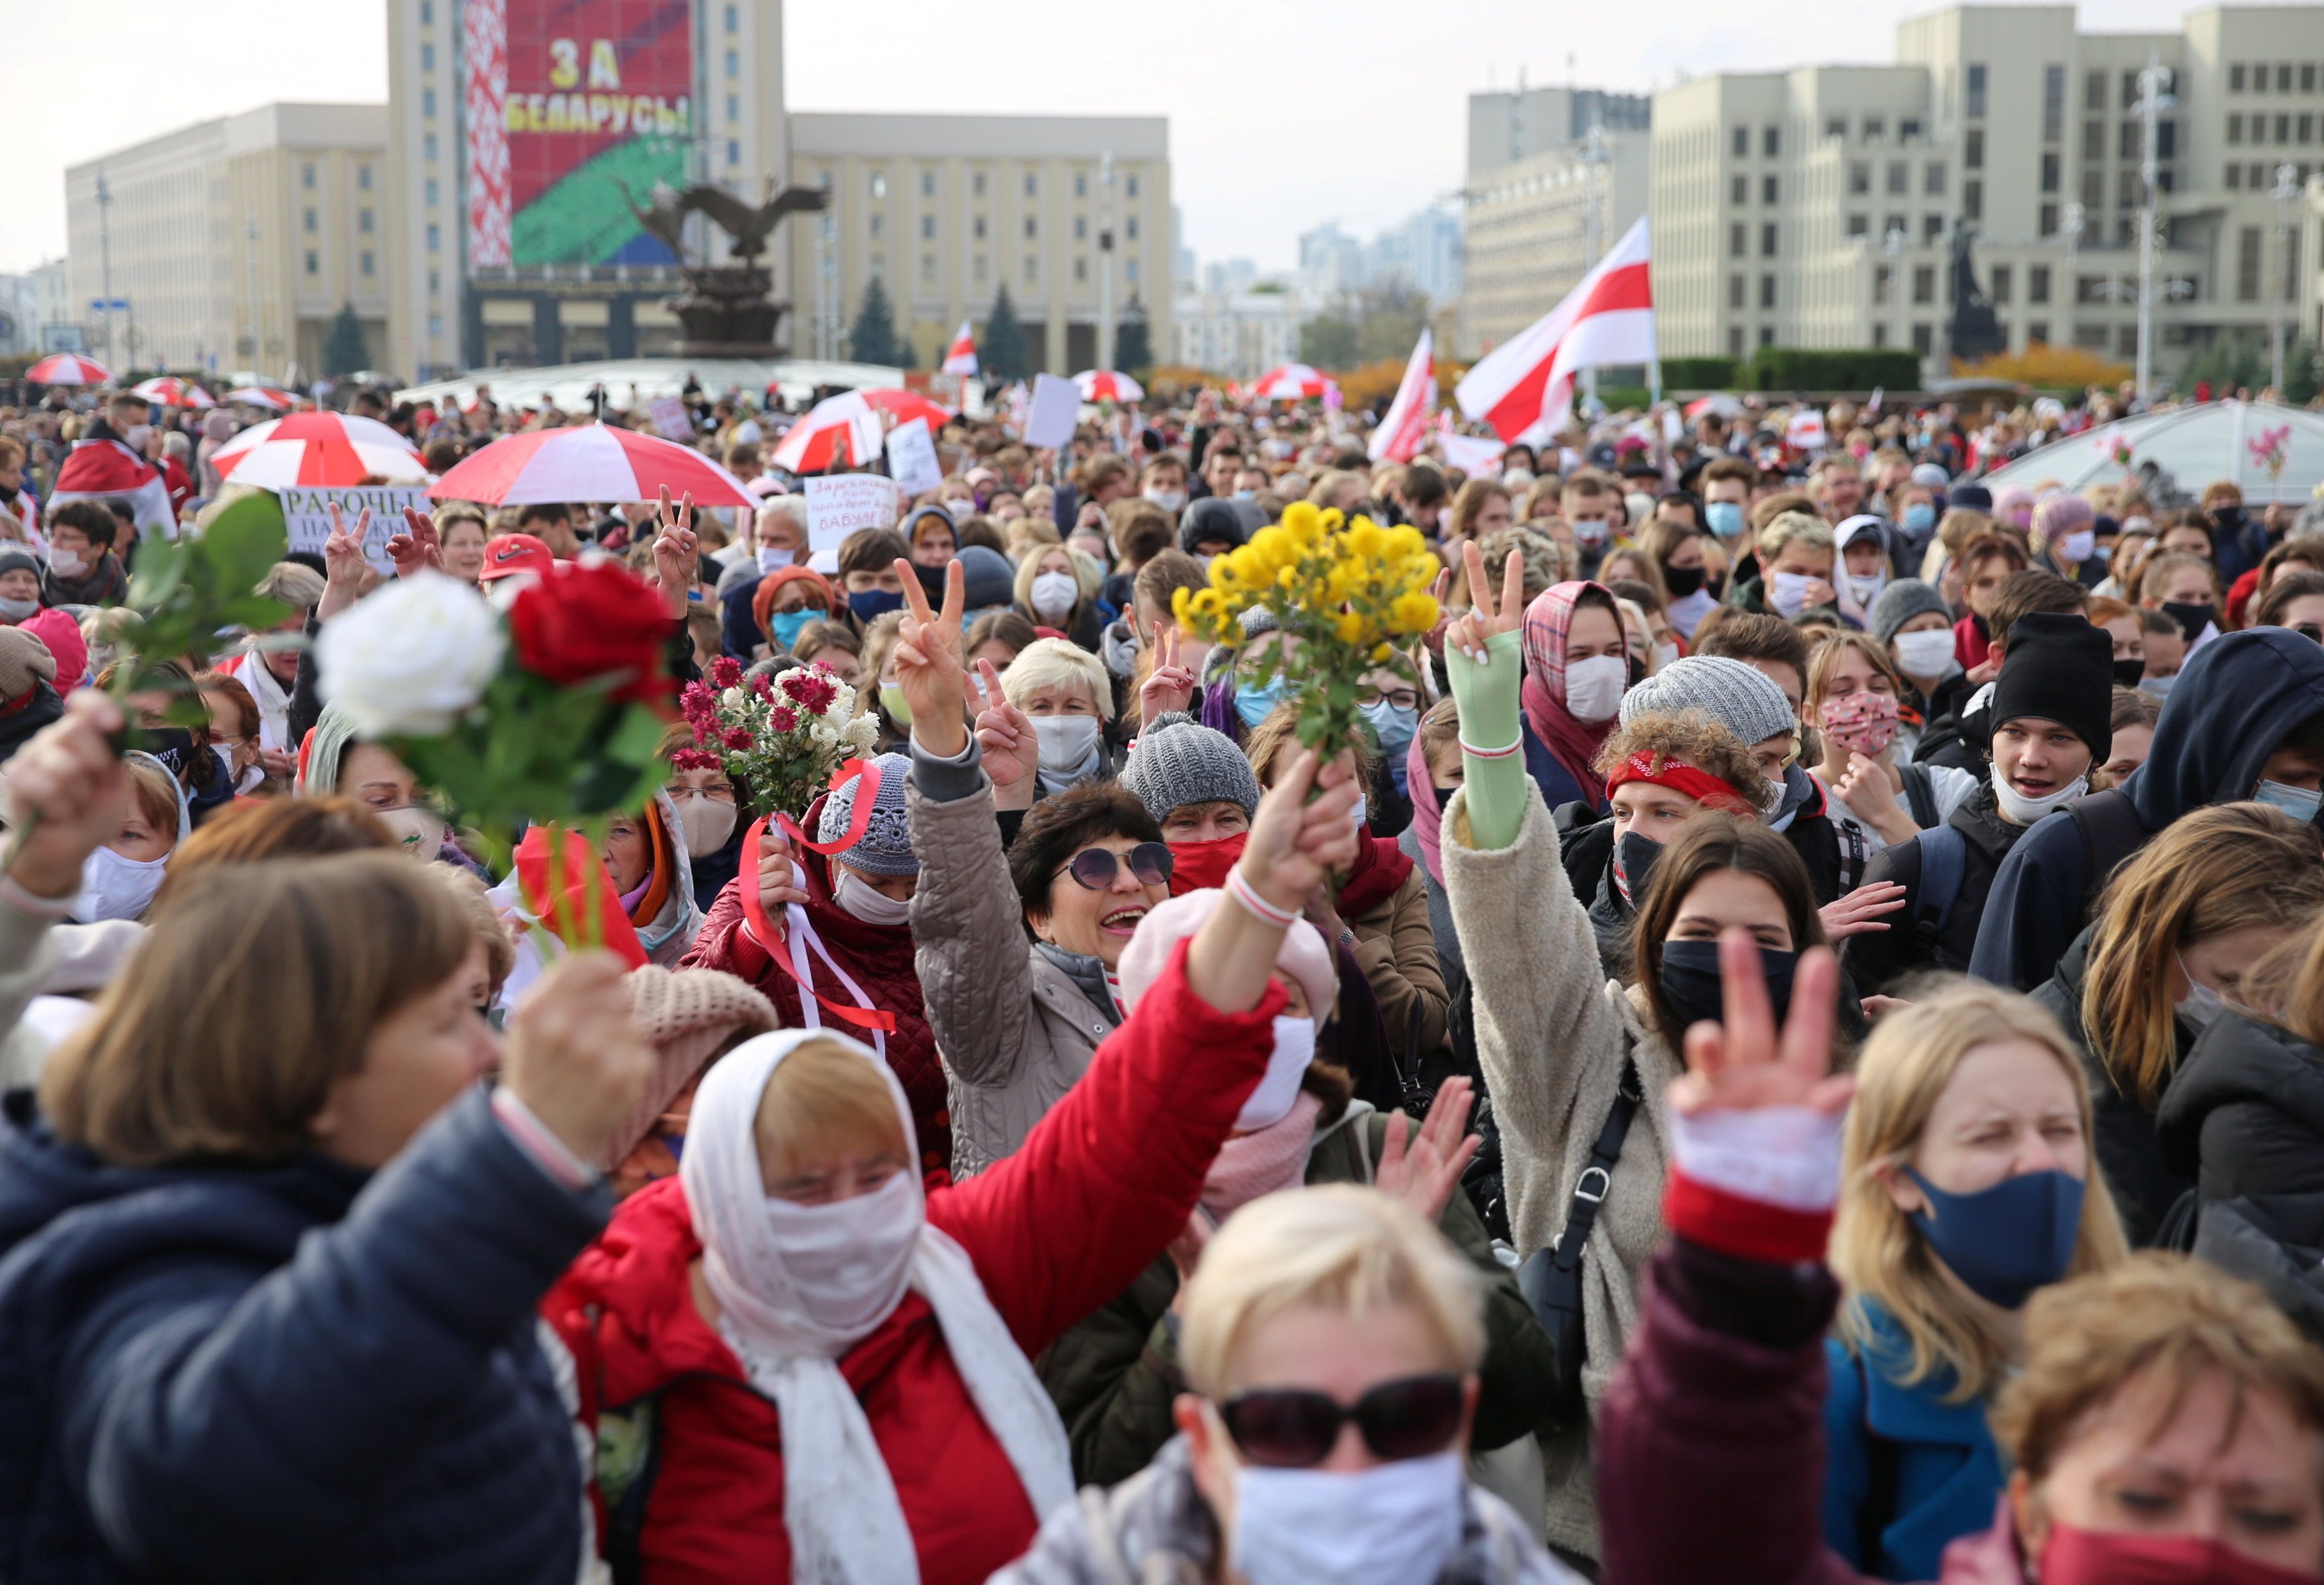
[679, 1030, 1074, 1584]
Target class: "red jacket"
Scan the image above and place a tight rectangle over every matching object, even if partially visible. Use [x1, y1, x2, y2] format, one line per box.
[1952, 612, 1990, 671]
[546, 940, 1283, 1585]
[682, 849, 950, 1178]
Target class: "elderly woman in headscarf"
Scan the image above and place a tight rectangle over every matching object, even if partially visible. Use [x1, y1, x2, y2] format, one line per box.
[544, 732, 1363, 1584]
[598, 790, 707, 967]
[295, 701, 492, 878]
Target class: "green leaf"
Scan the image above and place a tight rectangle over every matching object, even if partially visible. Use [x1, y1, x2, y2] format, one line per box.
[607, 703, 669, 766]
[198, 493, 291, 591]
[127, 542, 185, 609]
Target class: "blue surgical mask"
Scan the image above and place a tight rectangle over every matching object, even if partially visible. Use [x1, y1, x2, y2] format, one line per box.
[1235, 676, 1287, 728]
[1903, 501, 1935, 534]
[1705, 500, 1745, 538]
[2253, 778, 2324, 823]
[1359, 697, 1418, 761]
[848, 589, 905, 624]
[1906, 1166, 2085, 1309]
[769, 607, 818, 652]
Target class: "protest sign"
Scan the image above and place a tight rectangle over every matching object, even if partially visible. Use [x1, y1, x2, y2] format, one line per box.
[648, 397, 696, 443]
[885, 417, 945, 496]
[279, 484, 430, 573]
[804, 475, 902, 554]
[1025, 374, 1080, 449]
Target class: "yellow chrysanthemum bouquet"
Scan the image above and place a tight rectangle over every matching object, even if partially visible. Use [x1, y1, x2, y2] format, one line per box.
[1173, 500, 1441, 755]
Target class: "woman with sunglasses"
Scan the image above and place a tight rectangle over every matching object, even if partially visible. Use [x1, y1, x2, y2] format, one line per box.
[892, 559, 1177, 1180]
[1000, 1186, 1566, 1585]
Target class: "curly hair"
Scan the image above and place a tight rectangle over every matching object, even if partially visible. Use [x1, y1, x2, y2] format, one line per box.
[1592, 709, 1767, 806]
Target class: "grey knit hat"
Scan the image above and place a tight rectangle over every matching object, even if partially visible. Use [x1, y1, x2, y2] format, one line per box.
[1619, 655, 1797, 746]
[1121, 717, 1262, 823]
[1236, 605, 1278, 641]
[0, 546, 42, 584]
[1868, 579, 1953, 645]
[817, 751, 917, 876]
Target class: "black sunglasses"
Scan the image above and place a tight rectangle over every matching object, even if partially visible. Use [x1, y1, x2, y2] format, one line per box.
[1217, 1373, 1464, 1467]
[1066, 841, 1173, 891]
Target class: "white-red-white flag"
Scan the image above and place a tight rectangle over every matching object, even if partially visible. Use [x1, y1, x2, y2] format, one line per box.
[1455, 216, 1654, 446]
[1368, 329, 1435, 464]
[941, 320, 978, 377]
[49, 437, 177, 539]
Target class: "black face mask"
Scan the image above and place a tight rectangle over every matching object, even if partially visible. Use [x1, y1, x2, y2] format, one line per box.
[2214, 505, 2245, 533]
[1969, 608, 1990, 640]
[141, 726, 195, 775]
[2162, 600, 2217, 644]
[1656, 937, 1799, 1034]
[1612, 831, 1663, 910]
[2112, 656, 2147, 689]
[1627, 652, 1647, 688]
[1432, 785, 1460, 808]
[1663, 564, 1706, 599]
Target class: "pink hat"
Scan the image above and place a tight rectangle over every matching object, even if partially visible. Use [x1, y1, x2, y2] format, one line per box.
[1117, 887, 1336, 1029]
[20, 608, 86, 692]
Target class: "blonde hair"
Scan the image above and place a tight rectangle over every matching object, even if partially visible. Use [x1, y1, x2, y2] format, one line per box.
[1181, 1185, 1485, 1397]
[1758, 509, 1836, 561]
[1830, 980, 2130, 1400]
[430, 864, 516, 1001]
[2082, 803, 2324, 1109]
[753, 1037, 908, 1180]
[1000, 635, 1113, 720]
[123, 757, 182, 847]
[1010, 539, 1097, 618]
[1805, 628, 1907, 713]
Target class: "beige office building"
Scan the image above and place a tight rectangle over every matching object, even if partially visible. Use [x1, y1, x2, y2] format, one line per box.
[1649, 3, 2324, 380]
[1460, 132, 1650, 357]
[64, 104, 389, 380]
[787, 114, 1172, 376]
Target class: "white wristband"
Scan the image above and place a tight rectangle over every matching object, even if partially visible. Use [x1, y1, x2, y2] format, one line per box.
[1225, 867, 1299, 927]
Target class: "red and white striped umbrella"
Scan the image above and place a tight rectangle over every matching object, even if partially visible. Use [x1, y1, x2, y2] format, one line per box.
[26, 353, 112, 386]
[427, 423, 753, 506]
[1072, 369, 1144, 404]
[222, 385, 296, 411]
[767, 388, 954, 474]
[132, 376, 216, 409]
[212, 411, 426, 488]
[1246, 363, 1338, 402]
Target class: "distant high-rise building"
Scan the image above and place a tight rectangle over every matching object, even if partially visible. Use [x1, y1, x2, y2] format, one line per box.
[1467, 85, 1651, 179]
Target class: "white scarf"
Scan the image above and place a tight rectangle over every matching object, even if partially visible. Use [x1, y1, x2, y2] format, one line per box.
[237, 644, 293, 751]
[679, 1031, 1075, 1584]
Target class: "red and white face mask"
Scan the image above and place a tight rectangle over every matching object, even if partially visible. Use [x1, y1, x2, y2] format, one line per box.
[2039, 1521, 2324, 1585]
[1818, 690, 1901, 758]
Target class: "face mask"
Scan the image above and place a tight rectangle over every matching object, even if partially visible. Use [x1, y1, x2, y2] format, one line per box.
[1846, 570, 1887, 607]
[1033, 713, 1103, 775]
[1905, 1165, 2083, 1308]
[834, 867, 914, 926]
[2214, 504, 2246, 532]
[1029, 570, 1080, 622]
[878, 681, 913, 727]
[1770, 570, 1819, 617]
[2253, 777, 2323, 823]
[1657, 937, 1797, 1034]
[1569, 517, 1611, 548]
[123, 423, 153, 450]
[755, 545, 789, 575]
[2175, 951, 2237, 1033]
[769, 607, 818, 652]
[2057, 529, 2095, 563]
[1230, 1449, 1465, 1585]
[1705, 500, 1745, 538]
[2112, 656, 2147, 688]
[2039, 1521, 2321, 1585]
[0, 595, 38, 623]
[1236, 676, 1287, 729]
[848, 589, 906, 624]
[376, 804, 446, 863]
[2006, 508, 2033, 531]
[1561, 654, 1627, 723]
[2139, 671, 2176, 702]
[759, 1170, 922, 1337]
[1359, 697, 1418, 761]
[2090, 542, 2113, 565]
[140, 726, 194, 777]
[1431, 784, 1459, 808]
[75, 844, 169, 923]
[1902, 501, 1936, 534]
[1993, 766, 2088, 826]
[47, 548, 86, 579]
[2162, 599, 2217, 644]
[1232, 488, 1256, 500]
[1653, 641, 1680, 669]
[1819, 689, 1901, 757]
[1234, 1014, 1321, 1133]
[1143, 488, 1186, 513]
[676, 795, 740, 856]
[2122, 515, 2151, 535]
[1611, 830, 1662, 908]
[1893, 628, 1958, 678]
[1662, 564, 1705, 598]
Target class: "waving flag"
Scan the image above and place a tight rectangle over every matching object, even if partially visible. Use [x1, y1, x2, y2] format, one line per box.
[50, 435, 177, 539]
[1456, 216, 1654, 445]
[1368, 329, 1435, 464]
[941, 320, 978, 377]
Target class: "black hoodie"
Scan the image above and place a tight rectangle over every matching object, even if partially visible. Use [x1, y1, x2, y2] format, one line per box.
[1969, 630, 2324, 990]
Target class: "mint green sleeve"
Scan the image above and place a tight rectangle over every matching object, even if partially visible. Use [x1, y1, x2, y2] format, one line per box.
[1446, 627, 1528, 853]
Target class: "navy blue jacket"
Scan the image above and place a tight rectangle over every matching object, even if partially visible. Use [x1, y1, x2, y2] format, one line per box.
[720, 577, 765, 660]
[1970, 629, 2324, 990]
[1821, 1300, 2004, 1582]
[0, 1086, 609, 1584]
[1522, 720, 1597, 816]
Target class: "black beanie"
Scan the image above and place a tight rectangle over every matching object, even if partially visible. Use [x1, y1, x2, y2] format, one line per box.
[1990, 611, 2112, 761]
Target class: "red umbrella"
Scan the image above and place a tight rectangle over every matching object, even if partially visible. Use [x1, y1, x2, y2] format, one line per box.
[1246, 363, 1339, 402]
[212, 411, 426, 487]
[767, 388, 953, 474]
[1073, 370, 1144, 404]
[132, 376, 216, 409]
[429, 423, 753, 506]
[27, 353, 112, 386]
[222, 385, 296, 411]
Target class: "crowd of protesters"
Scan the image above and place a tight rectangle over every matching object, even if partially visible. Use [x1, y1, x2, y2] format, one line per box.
[4, 361, 2324, 1585]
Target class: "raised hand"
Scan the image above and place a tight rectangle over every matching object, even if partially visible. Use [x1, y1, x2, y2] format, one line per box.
[1820, 880, 1908, 940]
[1668, 929, 1853, 1120]
[1831, 751, 1916, 843]
[1421, 567, 1454, 657]
[1236, 748, 1363, 916]
[3, 691, 129, 900]
[499, 951, 656, 1164]
[893, 556, 968, 756]
[652, 486, 700, 619]
[971, 657, 1041, 810]
[1375, 1077, 1480, 1222]
[1137, 624, 1197, 727]
[384, 505, 443, 579]
[317, 502, 371, 619]
[1801, 576, 1839, 613]
[753, 823, 809, 926]
[1446, 540, 1525, 660]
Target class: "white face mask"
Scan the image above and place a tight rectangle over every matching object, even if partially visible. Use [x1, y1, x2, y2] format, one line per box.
[676, 794, 740, 857]
[756, 544, 789, 574]
[1236, 1013, 1320, 1132]
[1569, 517, 1611, 548]
[2174, 953, 2241, 1033]
[122, 423, 153, 451]
[376, 804, 446, 863]
[76, 844, 169, 923]
[1349, 793, 1367, 828]
[2139, 672, 2176, 702]
[1892, 627, 1958, 678]
[1230, 1448, 1465, 1585]
[1846, 570, 1887, 607]
[1029, 570, 1080, 622]
[1653, 641, 1680, 669]
[758, 1170, 922, 1338]
[1991, 765, 2088, 826]
[1143, 488, 1186, 513]
[834, 866, 914, 925]
[2122, 515, 2151, 536]
[1561, 653, 1627, 723]
[2058, 529, 2096, 563]
[1770, 570, 1819, 617]
[1032, 713, 1103, 776]
[47, 547, 86, 579]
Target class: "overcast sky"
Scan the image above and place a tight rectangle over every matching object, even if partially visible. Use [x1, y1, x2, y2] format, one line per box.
[1, 1, 2298, 277]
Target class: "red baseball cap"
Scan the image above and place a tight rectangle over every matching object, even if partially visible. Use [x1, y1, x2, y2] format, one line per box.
[479, 533, 554, 582]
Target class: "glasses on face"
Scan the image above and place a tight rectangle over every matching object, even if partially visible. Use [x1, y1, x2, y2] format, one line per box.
[1217, 1373, 1465, 1468]
[1064, 841, 1173, 891]
[1354, 684, 1422, 711]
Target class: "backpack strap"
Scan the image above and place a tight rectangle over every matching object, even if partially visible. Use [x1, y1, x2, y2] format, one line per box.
[2064, 788, 2147, 900]
[1914, 821, 1969, 939]
[1899, 762, 1939, 830]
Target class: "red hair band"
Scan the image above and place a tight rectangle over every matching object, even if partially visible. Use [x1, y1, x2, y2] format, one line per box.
[1602, 751, 1756, 816]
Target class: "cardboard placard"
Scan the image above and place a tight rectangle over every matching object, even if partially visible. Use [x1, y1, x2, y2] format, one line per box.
[1024, 373, 1081, 449]
[884, 416, 945, 497]
[648, 396, 695, 443]
[279, 484, 431, 573]
[804, 474, 902, 553]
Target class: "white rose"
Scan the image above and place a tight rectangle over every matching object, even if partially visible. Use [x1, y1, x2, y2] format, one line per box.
[316, 571, 505, 737]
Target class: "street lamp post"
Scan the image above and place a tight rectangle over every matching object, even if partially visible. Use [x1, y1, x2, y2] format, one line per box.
[2131, 52, 2175, 405]
[1097, 150, 1116, 373]
[2273, 161, 2300, 395]
[1580, 122, 1606, 403]
[2061, 200, 2085, 351]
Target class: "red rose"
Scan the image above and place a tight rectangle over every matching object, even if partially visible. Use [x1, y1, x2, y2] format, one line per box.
[507, 559, 673, 704]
